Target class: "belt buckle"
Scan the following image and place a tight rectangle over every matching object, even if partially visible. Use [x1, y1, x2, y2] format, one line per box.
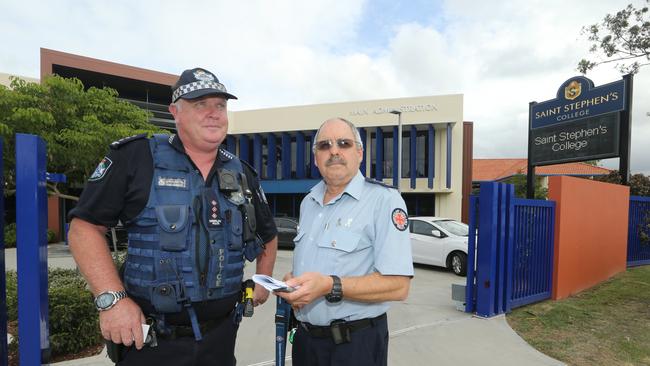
[329, 319, 351, 345]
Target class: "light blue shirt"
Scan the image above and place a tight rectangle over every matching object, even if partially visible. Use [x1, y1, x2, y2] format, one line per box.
[292, 171, 414, 326]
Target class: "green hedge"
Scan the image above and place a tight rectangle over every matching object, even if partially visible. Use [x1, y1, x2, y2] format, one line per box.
[3, 223, 59, 248]
[4, 223, 16, 248]
[5, 268, 102, 357]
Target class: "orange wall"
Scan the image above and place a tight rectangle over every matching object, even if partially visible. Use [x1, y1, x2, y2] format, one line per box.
[548, 176, 629, 299]
[47, 196, 60, 241]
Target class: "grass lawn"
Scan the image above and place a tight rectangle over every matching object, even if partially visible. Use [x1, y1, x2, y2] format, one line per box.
[507, 265, 650, 366]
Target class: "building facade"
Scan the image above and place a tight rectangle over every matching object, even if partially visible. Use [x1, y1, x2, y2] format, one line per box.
[11, 48, 472, 223]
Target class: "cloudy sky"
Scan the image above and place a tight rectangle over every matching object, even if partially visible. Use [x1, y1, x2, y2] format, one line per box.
[2, 0, 649, 174]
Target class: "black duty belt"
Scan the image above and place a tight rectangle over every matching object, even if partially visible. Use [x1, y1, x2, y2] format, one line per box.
[300, 313, 386, 338]
[157, 315, 226, 340]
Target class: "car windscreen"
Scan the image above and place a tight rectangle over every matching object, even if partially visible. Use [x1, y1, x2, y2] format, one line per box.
[433, 220, 469, 237]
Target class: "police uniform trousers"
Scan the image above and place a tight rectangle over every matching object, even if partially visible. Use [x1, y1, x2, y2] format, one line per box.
[292, 315, 389, 366]
[117, 316, 239, 366]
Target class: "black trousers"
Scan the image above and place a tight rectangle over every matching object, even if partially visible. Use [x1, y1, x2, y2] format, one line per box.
[292, 315, 389, 366]
[117, 316, 239, 366]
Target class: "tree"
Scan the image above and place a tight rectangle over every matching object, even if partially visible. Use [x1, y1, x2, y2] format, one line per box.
[0, 75, 165, 200]
[578, 1, 650, 74]
[595, 170, 650, 196]
[501, 173, 548, 200]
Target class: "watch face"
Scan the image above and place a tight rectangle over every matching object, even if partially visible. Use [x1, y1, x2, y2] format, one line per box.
[96, 293, 115, 309]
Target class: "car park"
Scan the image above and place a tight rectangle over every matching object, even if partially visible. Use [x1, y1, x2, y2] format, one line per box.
[274, 217, 298, 249]
[409, 216, 471, 276]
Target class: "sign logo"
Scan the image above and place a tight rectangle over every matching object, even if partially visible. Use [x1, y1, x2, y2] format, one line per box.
[564, 80, 581, 100]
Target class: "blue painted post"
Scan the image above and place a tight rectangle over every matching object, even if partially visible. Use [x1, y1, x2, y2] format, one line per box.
[410, 125, 417, 189]
[254, 134, 263, 176]
[268, 133, 277, 179]
[296, 131, 305, 179]
[310, 131, 320, 179]
[465, 195, 478, 313]
[226, 135, 236, 153]
[446, 123, 452, 189]
[495, 184, 514, 314]
[375, 128, 383, 180]
[428, 125, 434, 188]
[358, 128, 367, 175]
[504, 187, 516, 313]
[475, 182, 499, 317]
[392, 126, 399, 187]
[239, 135, 250, 164]
[16, 133, 50, 364]
[0, 138, 6, 366]
[281, 133, 291, 179]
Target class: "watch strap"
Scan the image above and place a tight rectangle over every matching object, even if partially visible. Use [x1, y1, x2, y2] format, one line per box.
[325, 275, 343, 303]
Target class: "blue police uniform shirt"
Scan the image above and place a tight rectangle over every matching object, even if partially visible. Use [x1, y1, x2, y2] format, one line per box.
[292, 170, 414, 326]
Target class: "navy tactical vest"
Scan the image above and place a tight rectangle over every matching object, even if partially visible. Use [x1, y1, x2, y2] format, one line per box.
[123, 135, 251, 316]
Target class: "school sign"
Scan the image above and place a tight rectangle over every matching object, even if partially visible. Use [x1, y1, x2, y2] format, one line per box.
[526, 74, 633, 197]
[529, 76, 626, 165]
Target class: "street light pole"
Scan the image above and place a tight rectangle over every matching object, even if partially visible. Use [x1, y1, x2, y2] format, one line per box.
[390, 110, 402, 192]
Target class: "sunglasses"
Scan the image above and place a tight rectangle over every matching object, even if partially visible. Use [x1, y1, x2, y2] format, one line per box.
[314, 138, 358, 151]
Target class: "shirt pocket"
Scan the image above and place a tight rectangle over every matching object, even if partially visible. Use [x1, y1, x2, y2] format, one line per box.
[315, 228, 372, 272]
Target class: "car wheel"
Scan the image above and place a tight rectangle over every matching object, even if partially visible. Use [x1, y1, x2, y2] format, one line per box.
[449, 252, 467, 277]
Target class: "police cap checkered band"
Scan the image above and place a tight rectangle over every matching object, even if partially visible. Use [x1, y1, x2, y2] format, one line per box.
[172, 67, 237, 102]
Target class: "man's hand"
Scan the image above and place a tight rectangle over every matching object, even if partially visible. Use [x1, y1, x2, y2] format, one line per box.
[275, 272, 332, 309]
[253, 284, 270, 306]
[99, 298, 147, 350]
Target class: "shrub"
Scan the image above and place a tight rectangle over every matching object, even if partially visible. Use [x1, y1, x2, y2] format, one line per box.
[4, 222, 17, 248]
[3, 225, 62, 247]
[47, 229, 57, 243]
[5, 268, 102, 358]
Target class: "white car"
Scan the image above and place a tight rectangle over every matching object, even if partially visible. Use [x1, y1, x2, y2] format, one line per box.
[409, 216, 471, 276]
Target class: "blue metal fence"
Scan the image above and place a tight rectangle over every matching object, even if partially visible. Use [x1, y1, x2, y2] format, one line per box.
[508, 198, 555, 309]
[628, 196, 650, 267]
[466, 182, 555, 317]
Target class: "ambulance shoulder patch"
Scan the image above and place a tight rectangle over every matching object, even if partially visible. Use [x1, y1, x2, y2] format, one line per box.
[89, 157, 113, 181]
[391, 208, 409, 231]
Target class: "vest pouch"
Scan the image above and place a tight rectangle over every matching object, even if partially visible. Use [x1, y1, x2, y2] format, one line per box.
[156, 205, 190, 251]
[244, 238, 263, 261]
[228, 209, 244, 251]
[150, 282, 183, 313]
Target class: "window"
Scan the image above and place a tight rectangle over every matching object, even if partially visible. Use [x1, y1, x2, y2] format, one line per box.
[411, 220, 435, 236]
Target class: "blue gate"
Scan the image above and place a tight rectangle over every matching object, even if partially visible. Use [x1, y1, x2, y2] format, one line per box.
[628, 196, 650, 267]
[466, 182, 555, 317]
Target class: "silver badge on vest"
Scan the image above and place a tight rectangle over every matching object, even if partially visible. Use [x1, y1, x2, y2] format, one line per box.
[157, 176, 187, 188]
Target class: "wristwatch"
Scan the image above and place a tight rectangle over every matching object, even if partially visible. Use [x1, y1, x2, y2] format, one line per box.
[94, 290, 128, 311]
[325, 275, 343, 303]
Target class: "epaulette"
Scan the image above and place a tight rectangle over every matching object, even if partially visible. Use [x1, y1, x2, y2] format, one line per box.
[218, 147, 237, 161]
[365, 177, 396, 190]
[240, 159, 259, 177]
[109, 134, 148, 149]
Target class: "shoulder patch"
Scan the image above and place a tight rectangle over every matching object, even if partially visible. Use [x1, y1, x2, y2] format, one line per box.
[365, 177, 396, 190]
[110, 134, 148, 149]
[89, 156, 113, 181]
[391, 208, 409, 231]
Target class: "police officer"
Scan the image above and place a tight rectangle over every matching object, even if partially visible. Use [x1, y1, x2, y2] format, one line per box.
[68, 67, 278, 365]
[276, 118, 413, 366]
